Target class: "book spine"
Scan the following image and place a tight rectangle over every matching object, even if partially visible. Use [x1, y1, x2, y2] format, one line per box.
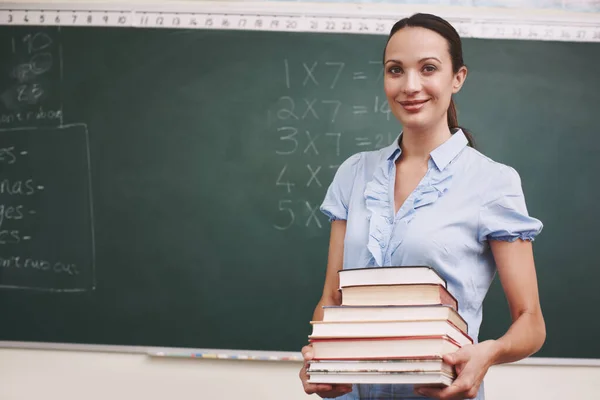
[439, 286, 458, 311]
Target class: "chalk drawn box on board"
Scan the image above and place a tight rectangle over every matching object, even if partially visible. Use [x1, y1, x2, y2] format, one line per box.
[0, 124, 95, 292]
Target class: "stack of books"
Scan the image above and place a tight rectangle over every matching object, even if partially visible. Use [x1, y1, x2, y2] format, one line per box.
[307, 266, 472, 388]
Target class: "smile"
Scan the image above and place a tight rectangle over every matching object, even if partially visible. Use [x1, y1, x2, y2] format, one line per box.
[399, 99, 430, 112]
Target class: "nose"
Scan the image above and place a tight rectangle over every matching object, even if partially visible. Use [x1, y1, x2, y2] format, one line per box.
[403, 70, 421, 95]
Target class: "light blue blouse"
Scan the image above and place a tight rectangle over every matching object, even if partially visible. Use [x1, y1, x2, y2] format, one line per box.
[319, 129, 543, 400]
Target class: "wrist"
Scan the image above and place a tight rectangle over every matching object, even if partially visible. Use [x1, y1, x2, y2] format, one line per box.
[482, 339, 507, 366]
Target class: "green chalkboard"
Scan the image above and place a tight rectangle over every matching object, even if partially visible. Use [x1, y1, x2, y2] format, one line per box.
[0, 26, 599, 359]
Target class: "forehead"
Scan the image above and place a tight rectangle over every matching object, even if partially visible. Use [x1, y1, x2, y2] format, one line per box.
[384, 27, 449, 62]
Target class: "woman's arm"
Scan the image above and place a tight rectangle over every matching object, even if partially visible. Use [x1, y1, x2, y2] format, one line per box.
[487, 238, 546, 363]
[300, 220, 352, 398]
[417, 238, 546, 399]
[312, 219, 346, 321]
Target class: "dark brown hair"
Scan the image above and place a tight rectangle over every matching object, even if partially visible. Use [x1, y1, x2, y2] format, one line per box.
[383, 13, 475, 147]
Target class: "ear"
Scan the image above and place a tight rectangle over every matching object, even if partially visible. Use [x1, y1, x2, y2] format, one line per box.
[452, 66, 468, 94]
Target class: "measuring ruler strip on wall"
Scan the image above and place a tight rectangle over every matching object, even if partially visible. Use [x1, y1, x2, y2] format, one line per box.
[0, 3, 598, 42]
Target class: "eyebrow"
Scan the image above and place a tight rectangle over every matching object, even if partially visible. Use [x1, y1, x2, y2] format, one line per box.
[384, 57, 442, 65]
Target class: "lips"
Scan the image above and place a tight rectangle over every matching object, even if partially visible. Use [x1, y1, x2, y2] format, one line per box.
[399, 99, 430, 112]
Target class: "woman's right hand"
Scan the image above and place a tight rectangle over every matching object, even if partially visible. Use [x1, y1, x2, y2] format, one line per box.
[299, 344, 353, 398]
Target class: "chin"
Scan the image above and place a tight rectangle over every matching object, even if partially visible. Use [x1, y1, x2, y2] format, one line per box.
[398, 115, 430, 132]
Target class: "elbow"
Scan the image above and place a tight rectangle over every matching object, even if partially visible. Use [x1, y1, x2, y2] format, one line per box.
[530, 310, 547, 355]
[321, 290, 342, 307]
[536, 318, 547, 353]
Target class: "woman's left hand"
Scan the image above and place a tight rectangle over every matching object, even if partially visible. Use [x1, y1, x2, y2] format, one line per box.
[414, 340, 499, 400]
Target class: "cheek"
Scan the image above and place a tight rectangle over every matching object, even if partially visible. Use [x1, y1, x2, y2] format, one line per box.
[424, 78, 453, 101]
[422, 82, 441, 99]
[383, 79, 399, 99]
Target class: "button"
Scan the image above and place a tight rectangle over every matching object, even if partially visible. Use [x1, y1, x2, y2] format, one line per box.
[379, 241, 386, 248]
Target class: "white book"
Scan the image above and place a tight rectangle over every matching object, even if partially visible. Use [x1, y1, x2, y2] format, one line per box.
[321, 305, 468, 334]
[341, 283, 457, 308]
[308, 358, 454, 375]
[310, 335, 460, 360]
[338, 266, 446, 289]
[309, 319, 472, 347]
[308, 371, 454, 386]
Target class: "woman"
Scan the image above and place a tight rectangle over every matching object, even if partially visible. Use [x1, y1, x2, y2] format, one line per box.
[299, 13, 546, 400]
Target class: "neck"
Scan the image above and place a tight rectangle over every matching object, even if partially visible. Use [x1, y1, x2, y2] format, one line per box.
[400, 120, 453, 162]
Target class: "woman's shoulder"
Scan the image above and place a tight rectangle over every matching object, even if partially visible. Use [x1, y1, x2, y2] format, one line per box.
[461, 147, 525, 197]
[462, 146, 519, 177]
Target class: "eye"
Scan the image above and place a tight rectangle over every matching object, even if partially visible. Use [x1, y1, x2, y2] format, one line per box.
[422, 64, 437, 73]
[387, 66, 403, 75]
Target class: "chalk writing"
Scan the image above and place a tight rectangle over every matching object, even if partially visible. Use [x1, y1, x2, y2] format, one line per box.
[0, 256, 79, 276]
[272, 58, 395, 231]
[0, 125, 94, 291]
[0, 179, 38, 196]
[276, 127, 298, 155]
[0, 204, 24, 229]
[284, 60, 384, 89]
[304, 131, 319, 155]
[1, 29, 63, 127]
[274, 199, 294, 230]
[0, 147, 17, 164]
[306, 165, 322, 188]
[276, 97, 344, 123]
[275, 164, 295, 193]
[304, 201, 322, 228]
[0, 230, 21, 244]
[11, 33, 53, 105]
[374, 96, 392, 120]
[0, 107, 62, 126]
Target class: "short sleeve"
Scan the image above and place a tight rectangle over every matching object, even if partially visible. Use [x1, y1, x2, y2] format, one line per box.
[478, 165, 543, 243]
[320, 153, 362, 221]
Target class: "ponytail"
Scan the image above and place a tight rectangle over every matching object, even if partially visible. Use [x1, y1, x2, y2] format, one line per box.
[447, 97, 475, 148]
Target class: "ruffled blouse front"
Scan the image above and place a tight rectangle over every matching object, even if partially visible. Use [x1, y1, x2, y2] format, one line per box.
[364, 155, 454, 267]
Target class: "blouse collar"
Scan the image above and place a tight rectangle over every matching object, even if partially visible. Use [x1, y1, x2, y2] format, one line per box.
[383, 129, 469, 171]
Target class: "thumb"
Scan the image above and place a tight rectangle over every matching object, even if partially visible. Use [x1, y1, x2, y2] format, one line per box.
[443, 349, 470, 365]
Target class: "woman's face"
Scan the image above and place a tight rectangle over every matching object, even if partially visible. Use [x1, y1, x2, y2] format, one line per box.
[383, 27, 466, 132]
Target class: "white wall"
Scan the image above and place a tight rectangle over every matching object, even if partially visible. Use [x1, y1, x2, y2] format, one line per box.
[1, 348, 599, 400]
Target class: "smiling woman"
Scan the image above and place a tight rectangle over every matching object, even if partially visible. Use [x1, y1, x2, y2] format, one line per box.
[382, 14, 474, 149]
[299, 13, 546, 400]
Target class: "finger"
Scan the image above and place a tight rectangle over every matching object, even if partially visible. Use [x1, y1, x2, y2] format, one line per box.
[299, 363, 308, 379]
[416, 378, 477, 400]
[301, 345, 314, 361]
[305, 381, 351, 392]
[304, 381, 352, 397]
[310, 384, 334, 394]
[453, 362, 466, 376]
[332, 384, 353, 392]
[301, 374, 333, 394]
[300, 366, 338, 395]
[432, 379, 472, 400]
[320, 386, 353, 397]
[443, 347, 471, 366]
[415, 386, 443, 398]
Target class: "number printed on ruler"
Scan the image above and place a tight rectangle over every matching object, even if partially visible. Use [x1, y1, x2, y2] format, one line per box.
[1, 9, 598, 41]
[0, 9, 131, 26]
[1, 7, 599, 42]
